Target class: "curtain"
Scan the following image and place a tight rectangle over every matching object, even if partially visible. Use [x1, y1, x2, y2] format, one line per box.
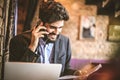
[23, 0, 38, 31]
[0, 0, 6, 79]
[0, 0, 18, 79]
[4, 0, 18, 60]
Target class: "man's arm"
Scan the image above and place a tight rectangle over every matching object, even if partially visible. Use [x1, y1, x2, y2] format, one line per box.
[63, 38, 76, 75]
[9, 34, 39, 62]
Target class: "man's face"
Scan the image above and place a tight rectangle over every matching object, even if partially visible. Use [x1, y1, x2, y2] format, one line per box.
[45, 20, 64, 41]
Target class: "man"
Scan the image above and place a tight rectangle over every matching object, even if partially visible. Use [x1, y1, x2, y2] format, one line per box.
[9, 0, 75, 76]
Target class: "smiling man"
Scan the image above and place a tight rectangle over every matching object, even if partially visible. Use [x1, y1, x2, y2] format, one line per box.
[44, 20, 64, 41]
[9, 0, 76, 76]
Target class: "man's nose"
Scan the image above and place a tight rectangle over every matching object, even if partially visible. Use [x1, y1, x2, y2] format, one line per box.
[53, 28, 60, 34]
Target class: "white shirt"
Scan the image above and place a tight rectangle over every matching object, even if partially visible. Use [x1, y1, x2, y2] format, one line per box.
[38, 39, 54, 64]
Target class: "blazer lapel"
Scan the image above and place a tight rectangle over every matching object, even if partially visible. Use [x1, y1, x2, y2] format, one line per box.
[54, 38, 60, 63]
[53, 35, 63, 63]
[54, 35, 64, 63]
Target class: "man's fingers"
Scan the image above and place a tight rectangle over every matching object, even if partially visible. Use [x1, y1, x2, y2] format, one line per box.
[40, 21, 43, 26]
[35, 26, 47, 32]
[38, 31, 49, 35]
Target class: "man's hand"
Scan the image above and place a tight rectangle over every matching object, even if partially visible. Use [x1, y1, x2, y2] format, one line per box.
[73, 70, 88, 80]
[74, 64, 102, 80]
[29, 21, 48, 52]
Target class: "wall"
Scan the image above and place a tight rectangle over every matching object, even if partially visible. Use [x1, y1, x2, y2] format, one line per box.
[18, 0, 120, 61]
[54, 0, 120, 61]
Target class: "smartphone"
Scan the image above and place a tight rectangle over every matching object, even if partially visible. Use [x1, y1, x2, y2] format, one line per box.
[36, 20, 49, 42]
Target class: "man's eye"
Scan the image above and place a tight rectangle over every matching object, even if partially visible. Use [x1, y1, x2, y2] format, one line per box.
[50, 26, 56, 29]
[59, 27, 62, 29]
[50, 26, 54, 28]
[50, 26, 62, 29]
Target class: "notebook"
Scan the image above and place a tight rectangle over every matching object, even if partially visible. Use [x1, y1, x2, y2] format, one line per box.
[4, 62, 62, 80]
[59, 64, 102, 80]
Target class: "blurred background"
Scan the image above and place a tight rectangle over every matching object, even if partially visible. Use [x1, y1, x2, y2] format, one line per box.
[0, 0, 120, 80]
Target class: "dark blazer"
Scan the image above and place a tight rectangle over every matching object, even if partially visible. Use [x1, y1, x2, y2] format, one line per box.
[9, 31, 76, 76]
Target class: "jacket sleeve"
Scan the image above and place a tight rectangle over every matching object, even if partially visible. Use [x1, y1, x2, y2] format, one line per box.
[63, 38, 76, 75]
[9, 35, 39, 62]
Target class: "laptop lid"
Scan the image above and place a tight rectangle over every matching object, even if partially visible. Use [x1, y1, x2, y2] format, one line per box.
[4, 62, 62, 80]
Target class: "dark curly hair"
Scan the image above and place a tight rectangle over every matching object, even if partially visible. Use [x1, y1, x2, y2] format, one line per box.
[39, 0, 69, 23]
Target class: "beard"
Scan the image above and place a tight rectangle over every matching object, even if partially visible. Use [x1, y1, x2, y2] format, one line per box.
[43, 32, 58, 43]
[47, 32, 58, 42]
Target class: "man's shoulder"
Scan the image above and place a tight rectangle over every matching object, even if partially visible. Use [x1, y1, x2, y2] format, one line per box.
[59, 34, 69, 40]
[58, 34, 70, 43]
[11, 30, 31, 41]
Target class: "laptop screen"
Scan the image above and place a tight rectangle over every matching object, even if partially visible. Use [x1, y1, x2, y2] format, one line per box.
[4, 62, 62, 80]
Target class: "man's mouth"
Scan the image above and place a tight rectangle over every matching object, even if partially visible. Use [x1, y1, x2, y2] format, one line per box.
[49, 32, 56, 35]
[48, 34, 58, 41]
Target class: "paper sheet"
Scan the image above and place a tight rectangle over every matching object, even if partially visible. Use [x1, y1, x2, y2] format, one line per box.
[59, 75, 80, 80]
[59, 64, 102, 80]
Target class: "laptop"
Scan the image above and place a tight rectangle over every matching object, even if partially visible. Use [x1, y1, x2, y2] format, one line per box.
[4, 62, 62, 80]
